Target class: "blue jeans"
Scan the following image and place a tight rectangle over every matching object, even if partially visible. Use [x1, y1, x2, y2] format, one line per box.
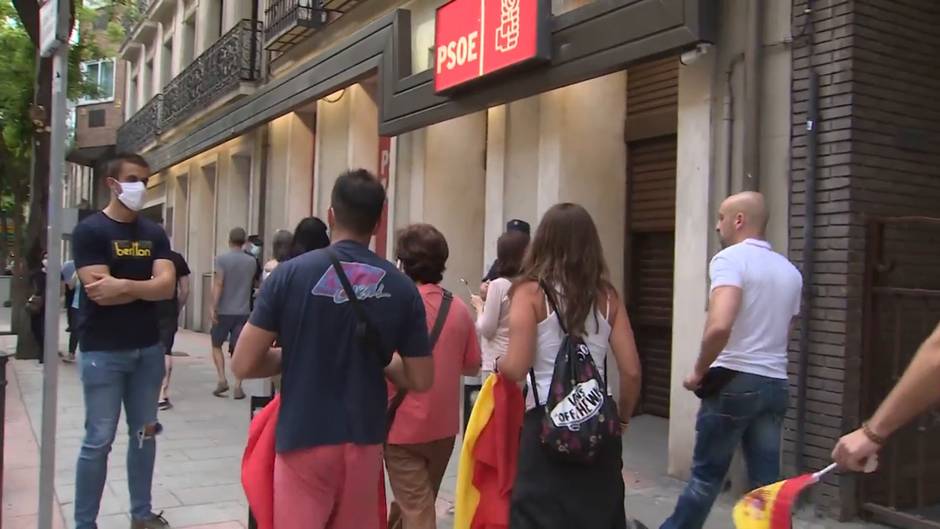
[75, 345, 165, 529]
[660, 372, 789, 529]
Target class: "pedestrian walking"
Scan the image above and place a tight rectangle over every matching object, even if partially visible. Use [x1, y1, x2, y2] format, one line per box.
[210, 227, 258, 400]
[232, 169, 433, 529]
[27, 250, 48, 364]
[157, 249, 191, 410]
[833, 320, 940, 472]
[71, 152, 177, 529]
[62, 258, 79, 362]
[262, 230, 292, 282]
[497, 203, 642, 529]
[290, 216, 330, 258]
[480, 219, 530, 300]
[386, 223, 482, 529]
[659, 192, 802, 529]
[471, 229, 527, 379]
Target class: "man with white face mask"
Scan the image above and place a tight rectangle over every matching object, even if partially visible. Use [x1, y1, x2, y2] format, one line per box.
[70, 153, 176, 529]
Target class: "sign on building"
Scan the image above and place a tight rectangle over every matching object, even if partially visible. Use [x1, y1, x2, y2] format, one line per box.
[434, 0, 550, 93]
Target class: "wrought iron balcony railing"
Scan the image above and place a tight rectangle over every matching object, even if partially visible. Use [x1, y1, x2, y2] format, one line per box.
[264, 0, 362, 52]
[161, 19, 262, 131]
[116, 94, 162, 153]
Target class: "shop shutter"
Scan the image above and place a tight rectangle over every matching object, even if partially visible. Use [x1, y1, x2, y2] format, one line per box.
[625, 56, 678, 418]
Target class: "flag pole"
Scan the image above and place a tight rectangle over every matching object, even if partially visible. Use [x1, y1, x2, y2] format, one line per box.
[812, 463, 838, 482]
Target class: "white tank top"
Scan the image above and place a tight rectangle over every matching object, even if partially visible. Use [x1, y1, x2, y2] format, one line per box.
[526, 294, 612, 410]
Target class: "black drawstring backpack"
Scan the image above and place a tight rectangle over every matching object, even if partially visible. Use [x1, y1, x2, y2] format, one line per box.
[528, 282, 622, 464]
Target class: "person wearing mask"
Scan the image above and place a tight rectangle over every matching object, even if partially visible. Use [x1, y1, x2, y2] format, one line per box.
[659, 192, 803, 529]
[833, 321, 940, 471]
[387, 223, 481, 529]
[263, 230, 293, 282]
[71, 153, 176, 529]
[157, 249, 191, 410]
[232, 169, 433, 529]
[210, 227, 259, 400]
[290, 216, 330, 258]
[471, 230, 527, 380]
[497, 203, 641, 529]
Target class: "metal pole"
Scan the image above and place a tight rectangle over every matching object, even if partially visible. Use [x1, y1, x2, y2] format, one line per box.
[38, 42, 68, 529]
[0, 354, 9, 529]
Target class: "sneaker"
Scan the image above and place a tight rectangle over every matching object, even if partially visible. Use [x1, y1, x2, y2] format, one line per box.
[130, 512, 170, 529]
[212, 382, 230, 397]
[158, 399, 173, 411]
[233, 387, 246, 400]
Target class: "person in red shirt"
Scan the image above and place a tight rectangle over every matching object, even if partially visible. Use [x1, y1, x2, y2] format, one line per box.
[387, 223, 483, 529]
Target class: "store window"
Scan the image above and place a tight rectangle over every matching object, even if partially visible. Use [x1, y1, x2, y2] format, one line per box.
[79, 59, 115, 103]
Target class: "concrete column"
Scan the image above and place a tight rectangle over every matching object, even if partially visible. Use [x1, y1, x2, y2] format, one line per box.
[408, 129, 427, 223]
[503, 97, 539, 228]
[315, 92, 350, 216]
[536, 90, 562, 219]
[668, 55, 717, 479]
[484, 106, 507, 272]
[347, 84, 379, 175]
[423, 112, 487, 299]
[152, 25, 164, 95]
[171, 0, 185, 77]
[285, 112, 315, 229]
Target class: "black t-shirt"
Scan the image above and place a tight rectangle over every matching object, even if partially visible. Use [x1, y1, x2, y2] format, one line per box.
[72, 212, 172, 351]
[157, 251, 191, 319]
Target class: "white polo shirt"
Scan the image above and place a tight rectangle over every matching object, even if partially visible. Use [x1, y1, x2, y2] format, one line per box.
[709, 238, 803, 380]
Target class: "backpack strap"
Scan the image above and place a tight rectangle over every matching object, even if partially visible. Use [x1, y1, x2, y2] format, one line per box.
[387, 288, 454, 437]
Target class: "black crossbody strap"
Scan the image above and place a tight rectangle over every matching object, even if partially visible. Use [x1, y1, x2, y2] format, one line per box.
[387, 288, 453, 436]
[328, 250, 386, 366]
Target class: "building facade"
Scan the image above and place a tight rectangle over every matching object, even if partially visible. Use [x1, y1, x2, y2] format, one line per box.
[114, 0, 940, 525]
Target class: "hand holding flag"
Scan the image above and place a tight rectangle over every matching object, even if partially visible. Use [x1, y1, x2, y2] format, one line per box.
[732, 464, 837, 529]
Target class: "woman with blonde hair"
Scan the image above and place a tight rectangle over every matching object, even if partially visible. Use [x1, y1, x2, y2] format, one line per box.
[496, 203, 642, 529]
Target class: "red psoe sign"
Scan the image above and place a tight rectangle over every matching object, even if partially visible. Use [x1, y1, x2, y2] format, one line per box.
[434, 0, 550, 93]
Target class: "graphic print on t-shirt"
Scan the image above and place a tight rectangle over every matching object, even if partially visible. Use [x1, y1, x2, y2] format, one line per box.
[311, 262, 392, 304]
[111, 240, 154, 259]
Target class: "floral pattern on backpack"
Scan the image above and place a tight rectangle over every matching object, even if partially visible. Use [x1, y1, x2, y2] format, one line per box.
[529, 283, 621, 464]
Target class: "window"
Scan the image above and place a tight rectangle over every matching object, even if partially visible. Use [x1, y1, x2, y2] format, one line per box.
[79, 59, 115, 103]
[88, 109, 106, 128]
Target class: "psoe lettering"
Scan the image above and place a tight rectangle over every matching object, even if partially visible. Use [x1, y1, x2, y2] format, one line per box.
[436, 31, 479, 75]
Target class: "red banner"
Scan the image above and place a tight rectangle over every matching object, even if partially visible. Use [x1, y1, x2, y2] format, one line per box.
[434, 0, 549, 93]
[374, 136, 392, 259]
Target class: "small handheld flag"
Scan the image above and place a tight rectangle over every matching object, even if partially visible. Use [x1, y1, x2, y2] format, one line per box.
[732, 463, 837, 529]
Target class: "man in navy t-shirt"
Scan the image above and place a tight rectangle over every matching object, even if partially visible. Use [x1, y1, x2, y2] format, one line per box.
[233, 169, 433, 529]
[71, 153, 176, 529]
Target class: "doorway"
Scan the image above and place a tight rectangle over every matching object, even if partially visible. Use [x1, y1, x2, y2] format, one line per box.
[624, 57, 678, 418]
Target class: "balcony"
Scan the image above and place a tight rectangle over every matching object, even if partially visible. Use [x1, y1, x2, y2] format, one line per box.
[264, 0, 363, 53]
[117, 94, 162, 153]
[162, 19, 263, 131]
[116, 20, 262, 153]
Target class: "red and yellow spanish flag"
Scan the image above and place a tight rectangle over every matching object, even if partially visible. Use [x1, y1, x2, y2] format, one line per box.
[733, 464, 836, 529]
[454, 374, 525, 529]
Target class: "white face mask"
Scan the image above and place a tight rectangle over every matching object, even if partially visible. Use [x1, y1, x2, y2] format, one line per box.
[41, 258, 48, 270]
[116, 181, 146, 211]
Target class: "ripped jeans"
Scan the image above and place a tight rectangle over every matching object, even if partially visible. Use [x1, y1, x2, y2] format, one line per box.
[660, 372, 789, 529]
[75, 345, 165, 529]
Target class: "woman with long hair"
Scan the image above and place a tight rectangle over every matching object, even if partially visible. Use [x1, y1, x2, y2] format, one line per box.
[290, 217, 330, 258]
[262, 230, 294, 282]
[471, 230, 528, 379]
[496, 203, 642, 529]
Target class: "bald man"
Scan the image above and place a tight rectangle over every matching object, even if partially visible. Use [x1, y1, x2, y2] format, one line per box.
[660, 192, 803, 529]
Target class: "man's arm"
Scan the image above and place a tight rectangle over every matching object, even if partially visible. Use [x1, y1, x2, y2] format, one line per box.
[210, 269, 223, 324]
[178, 275, 191, 309]
[684, 286, 742, 390]
[79, 260, 176, 306]
[387, 291, 434, 392]
[232, 322, 281, 378]
[833, 322, 940, 471]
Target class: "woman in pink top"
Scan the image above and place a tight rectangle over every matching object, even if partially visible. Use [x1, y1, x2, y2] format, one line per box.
[387, 224, 482, 529]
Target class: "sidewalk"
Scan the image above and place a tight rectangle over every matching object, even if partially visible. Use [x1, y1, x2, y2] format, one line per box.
[2, 319, 886, 529]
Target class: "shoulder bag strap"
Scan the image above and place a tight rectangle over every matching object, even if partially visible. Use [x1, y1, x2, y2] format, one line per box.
[386, 288, 454, 436]
[327, 249, 386, 366]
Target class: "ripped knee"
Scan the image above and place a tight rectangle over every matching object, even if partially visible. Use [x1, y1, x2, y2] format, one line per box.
[135, 421, 163, 448]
